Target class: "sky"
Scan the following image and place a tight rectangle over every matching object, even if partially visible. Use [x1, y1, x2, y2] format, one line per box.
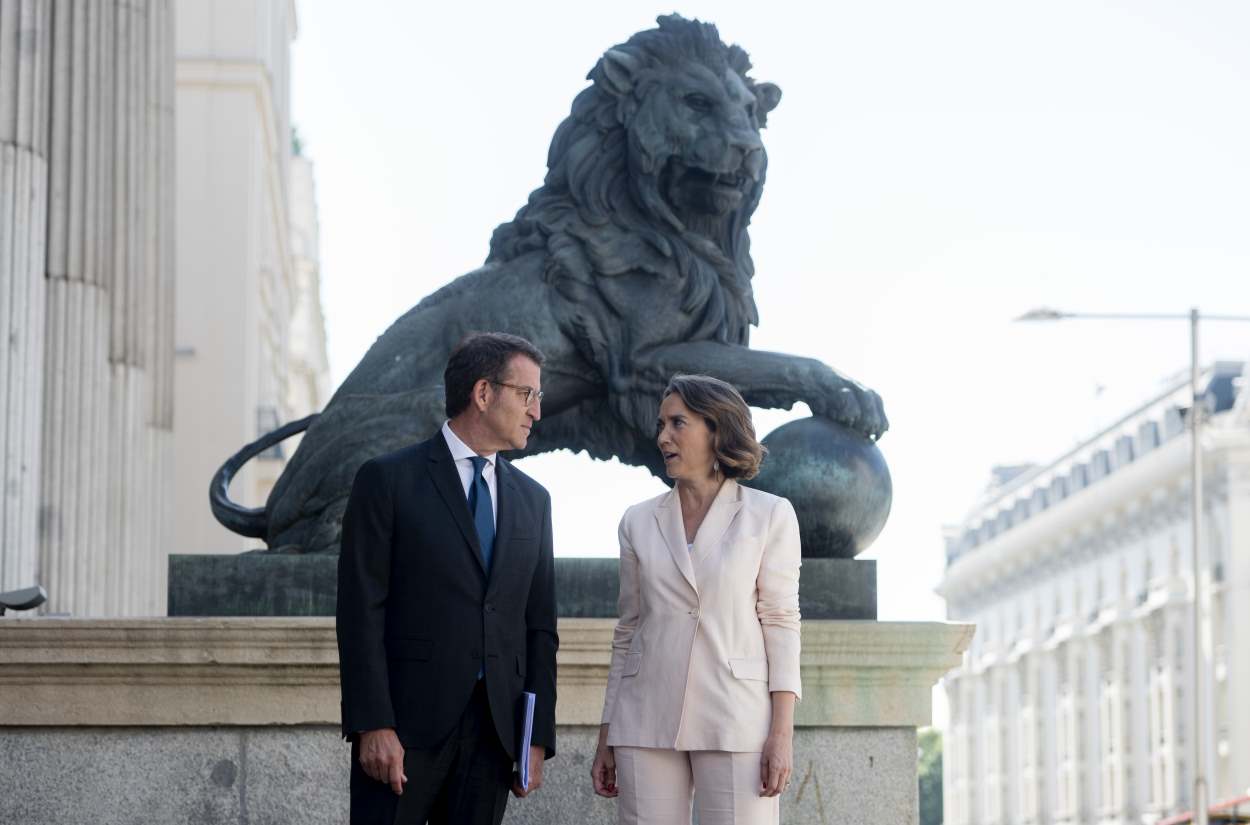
[289, 0, 1250, 641]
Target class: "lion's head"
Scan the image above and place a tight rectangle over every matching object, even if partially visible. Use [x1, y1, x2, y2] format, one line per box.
[489, 14, 781, 347]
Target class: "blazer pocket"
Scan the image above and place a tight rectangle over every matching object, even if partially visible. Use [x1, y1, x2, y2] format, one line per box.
[728, 657, 768, 682]
[387, 638, 433, 661]
[622, 652, 642, 677]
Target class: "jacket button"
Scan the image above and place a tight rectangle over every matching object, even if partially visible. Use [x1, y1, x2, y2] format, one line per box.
[485, 603, 495, 613]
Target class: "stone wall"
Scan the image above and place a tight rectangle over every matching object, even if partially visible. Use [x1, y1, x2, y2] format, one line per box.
[0, 617, 973, 824]
[0, 725, 918, 825]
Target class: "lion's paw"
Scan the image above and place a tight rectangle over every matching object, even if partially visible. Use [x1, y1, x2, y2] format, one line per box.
[811, 382, 889, 441]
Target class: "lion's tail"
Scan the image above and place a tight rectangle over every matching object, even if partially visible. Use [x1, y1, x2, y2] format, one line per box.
[208, 414, 319, 538]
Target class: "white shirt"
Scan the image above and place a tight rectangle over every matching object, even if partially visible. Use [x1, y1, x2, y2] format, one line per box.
[441, 421, 498, 527]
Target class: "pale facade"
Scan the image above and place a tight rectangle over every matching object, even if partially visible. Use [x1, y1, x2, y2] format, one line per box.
[939, 362, 1250, 825]
[286, 153, 330, 439]
[172, 0, 329, 555]
[0, 0, 328, 612]
[0, 0, 176, 617]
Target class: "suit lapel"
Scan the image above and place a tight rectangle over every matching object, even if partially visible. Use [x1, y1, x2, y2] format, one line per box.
[655, 488, 698, 596]
[690, 480, 743, 569]
[426, 433, 487, 575]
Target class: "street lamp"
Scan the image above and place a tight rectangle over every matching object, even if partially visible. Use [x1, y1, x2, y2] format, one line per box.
[1016, 306, 1250, 825]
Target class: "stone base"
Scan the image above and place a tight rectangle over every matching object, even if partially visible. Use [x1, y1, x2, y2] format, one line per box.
[798, 558, 876, 620]
[0, 725, 916, 825]
[168, 555, 876, 619]
[0, 617, 972, 824]
[552, 557, 876, 620]
[168, 552, 338, 617]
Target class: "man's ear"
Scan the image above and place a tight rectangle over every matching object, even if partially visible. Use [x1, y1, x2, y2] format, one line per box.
[474, 378, 493, 412]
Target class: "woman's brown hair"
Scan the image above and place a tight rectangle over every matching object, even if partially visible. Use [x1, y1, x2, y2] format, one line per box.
[662, 374, 767, 481]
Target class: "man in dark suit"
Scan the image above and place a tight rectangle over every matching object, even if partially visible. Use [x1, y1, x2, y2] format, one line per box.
[336, 332, 558, 825]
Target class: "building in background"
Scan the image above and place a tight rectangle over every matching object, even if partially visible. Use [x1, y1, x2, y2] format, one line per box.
[0, 0, 176, 617]
[173, 0, 329, 556]
[939, 363, 1250, 825]
[0, 0, 328, 615]
[285, 151, 331, 442]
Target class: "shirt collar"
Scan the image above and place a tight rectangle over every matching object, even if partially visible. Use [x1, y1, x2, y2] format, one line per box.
[441, 421, 496, 467]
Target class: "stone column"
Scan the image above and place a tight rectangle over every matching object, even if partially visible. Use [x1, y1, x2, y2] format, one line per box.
[970, 665, 990, 820]
[39, 0, 173, 617]
[0, 0, 52, 594]
[1224, 440, 1250, 808]
[943, 672, 972, 825]
[1128, 619, 1152, 816]
[1082, 633, 1103, 821]
[1039, 646, 1060, 823]
[1056, 641, 1080, 823]
[1016, 655, 1042, 824]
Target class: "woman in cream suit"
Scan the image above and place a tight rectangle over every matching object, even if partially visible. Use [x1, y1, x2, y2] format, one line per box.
[590, 374, 801, 825]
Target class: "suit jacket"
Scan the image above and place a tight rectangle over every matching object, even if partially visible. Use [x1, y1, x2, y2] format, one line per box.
[600, 479, 801, 752]
[336, 433, 558, 760]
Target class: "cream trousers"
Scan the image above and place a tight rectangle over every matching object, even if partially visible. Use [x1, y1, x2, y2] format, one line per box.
[614, 747, 781, 825]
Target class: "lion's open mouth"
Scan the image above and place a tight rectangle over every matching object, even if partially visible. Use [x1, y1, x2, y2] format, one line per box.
[664, 158, 752, 218]
[672, 161, 749, 192]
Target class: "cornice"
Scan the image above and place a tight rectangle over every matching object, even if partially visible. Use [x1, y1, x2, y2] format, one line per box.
[940, 436, 1194, 604]
[0, 618, 973, 730]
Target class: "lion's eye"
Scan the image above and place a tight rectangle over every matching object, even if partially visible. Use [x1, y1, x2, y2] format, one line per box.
[684, 93, 714, 113]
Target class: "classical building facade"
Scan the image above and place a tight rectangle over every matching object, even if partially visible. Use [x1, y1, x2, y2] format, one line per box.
[172, 0, 329, 556]
[0, 0, 327, 614]
[0, 0, 176, 617]
[939, 362, 1250, 825]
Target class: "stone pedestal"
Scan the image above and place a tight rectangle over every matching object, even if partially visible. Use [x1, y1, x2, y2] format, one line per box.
[168, 552, 339, 618]
[168, 555, 878, 619]
[0, 617, 972, 824]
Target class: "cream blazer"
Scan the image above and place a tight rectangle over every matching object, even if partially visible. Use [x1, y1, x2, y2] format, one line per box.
[600, 479, 802, 752]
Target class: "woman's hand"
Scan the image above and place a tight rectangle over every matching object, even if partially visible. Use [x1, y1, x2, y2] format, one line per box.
[591, 724, 618, 797]
[760, 728, 793, 797]
[761, 690, 797, 797]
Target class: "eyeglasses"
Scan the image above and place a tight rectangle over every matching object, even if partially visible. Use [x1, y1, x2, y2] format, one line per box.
[491, 381, 544, 407]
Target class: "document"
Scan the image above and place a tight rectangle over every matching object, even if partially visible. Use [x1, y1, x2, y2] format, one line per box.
[517, 691, 536, 790]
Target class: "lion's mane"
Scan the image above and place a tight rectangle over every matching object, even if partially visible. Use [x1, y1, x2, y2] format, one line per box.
[487, 15, 772, 349]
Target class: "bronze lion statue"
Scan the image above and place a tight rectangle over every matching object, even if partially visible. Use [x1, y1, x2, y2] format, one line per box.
[211, 14, 888, 554]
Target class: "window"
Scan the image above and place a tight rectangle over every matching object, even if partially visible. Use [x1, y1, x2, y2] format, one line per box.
[256, 405, 284, 460]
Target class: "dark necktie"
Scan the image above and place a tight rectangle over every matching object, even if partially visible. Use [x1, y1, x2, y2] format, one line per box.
[467, 456, 495, 571]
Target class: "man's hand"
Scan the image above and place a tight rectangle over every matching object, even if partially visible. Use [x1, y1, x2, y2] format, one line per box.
[358, 728, 407, 795]
[511, 745, 545, 798]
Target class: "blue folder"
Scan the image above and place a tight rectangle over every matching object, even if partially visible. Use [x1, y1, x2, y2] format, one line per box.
[517, 691, 536, 789]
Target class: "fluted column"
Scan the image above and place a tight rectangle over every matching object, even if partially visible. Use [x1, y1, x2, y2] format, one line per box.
[39, 0, 173, 616]
[0, 0, 52, 595]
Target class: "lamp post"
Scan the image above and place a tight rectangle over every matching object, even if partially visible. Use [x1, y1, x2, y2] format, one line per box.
[1016, 307, 1250, 825]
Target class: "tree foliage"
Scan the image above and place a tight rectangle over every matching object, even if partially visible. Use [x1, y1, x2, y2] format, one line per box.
[919, 728, 943, 825]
